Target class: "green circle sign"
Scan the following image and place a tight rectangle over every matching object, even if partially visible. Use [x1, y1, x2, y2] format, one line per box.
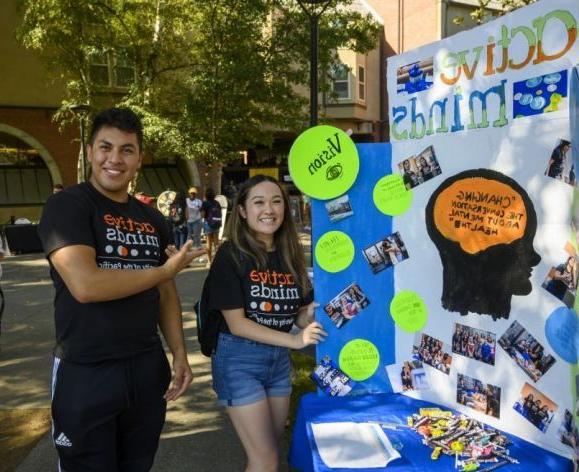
[315, 231, 355, 273]
[373, 174, 413, 215]
[288, 125, 359, 200]
[390, 290, 428, 333]
[339, 339, 380, 381]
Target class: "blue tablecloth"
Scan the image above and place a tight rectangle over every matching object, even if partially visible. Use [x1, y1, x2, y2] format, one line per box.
[289, 392, 573, 472]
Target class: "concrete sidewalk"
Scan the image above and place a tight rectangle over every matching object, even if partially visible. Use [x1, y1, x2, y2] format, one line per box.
[0, 253, 292, 471]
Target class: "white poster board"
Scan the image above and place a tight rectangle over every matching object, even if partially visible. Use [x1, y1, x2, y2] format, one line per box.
[387, 0, 578, 458]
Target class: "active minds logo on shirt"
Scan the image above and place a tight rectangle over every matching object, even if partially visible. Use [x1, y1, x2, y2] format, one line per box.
[99, 214, 161, 268]
[247, 269, 301, 330]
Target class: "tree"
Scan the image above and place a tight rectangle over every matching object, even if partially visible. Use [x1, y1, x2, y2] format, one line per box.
[17, 0, 198, 161]
[17, 0, 380, 189]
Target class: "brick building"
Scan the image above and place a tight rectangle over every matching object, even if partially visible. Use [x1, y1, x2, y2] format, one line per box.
[0, 0, 490, 224]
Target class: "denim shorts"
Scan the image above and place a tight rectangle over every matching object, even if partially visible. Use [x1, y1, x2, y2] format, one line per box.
[203, 221, 219, 235]
[211, 332, 292, 407]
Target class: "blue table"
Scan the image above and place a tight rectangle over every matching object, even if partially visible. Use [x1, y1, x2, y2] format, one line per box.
[289, 393, 573, 471]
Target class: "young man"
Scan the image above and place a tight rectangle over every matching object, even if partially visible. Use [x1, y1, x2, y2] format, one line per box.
[185, 186, 203, 248]
[39, 108, 204, 471]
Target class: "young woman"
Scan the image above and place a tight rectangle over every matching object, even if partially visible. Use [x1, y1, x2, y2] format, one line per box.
[170, 190, 188, 249]
[201, 187, 222, 263]
[206, 175, 327, 472]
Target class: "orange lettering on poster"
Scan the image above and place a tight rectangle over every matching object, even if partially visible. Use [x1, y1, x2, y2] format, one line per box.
[433, 178, 527, 254]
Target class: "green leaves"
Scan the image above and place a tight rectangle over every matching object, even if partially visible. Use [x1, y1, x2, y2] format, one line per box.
[17, 0, 379, 165]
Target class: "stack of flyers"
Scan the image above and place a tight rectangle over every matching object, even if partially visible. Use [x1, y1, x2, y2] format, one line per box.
[312, 355, 355, 397]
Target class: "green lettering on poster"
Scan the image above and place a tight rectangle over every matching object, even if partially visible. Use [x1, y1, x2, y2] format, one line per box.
[339, 339, 380, 381]
[390, 290, 428, 332]
[315, 231, 355, 273]
[373, 174, 413, 215]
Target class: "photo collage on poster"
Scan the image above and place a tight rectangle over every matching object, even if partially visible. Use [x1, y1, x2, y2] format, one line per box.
[323, 283, 371, 329]
[498, 321, 556, 382]
[385, 360, 430, 393]
[398, 146, 442, 190]
[452, 323, 496, 366]
[325, 194, 354, 223]
[312, 355, 355, 397]
[362, 232, 409, 275]
[513, 383, 558, 433]
[404, 319, 561, 422]
[412, 333, 452, 375]
[541, 241, 578, 309]
[457, 373, 501, 419]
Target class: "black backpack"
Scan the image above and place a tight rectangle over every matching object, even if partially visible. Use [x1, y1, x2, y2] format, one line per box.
[194, 277, 223, 357]
[194, 250, 244, 357]
[205, 201, 222, 229]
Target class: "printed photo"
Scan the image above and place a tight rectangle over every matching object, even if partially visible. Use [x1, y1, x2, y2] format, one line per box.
[385, 360, 429, 393]
[323, 282, 370, 329]
[396, 58, 434, 95]
[362, 231, 409, 274]
[312, 355, 355, 397]
[398, 146, 442, 190]
[457, 373, 501, 419]
[513, 69, 568, 119]
[412, 333, 452, 375]
[513, 383, 558, 433]
[558, 409, 579, 450]
[545, 139, 574, 186]
[452, 323, 496, 366]
[498, 320, 556, 382]
[542, 243, 578, 308]
[325, 194, 354, 223]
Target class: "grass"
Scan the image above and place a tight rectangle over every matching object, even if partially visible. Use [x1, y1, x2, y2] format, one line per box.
[289, 351, 317, 431]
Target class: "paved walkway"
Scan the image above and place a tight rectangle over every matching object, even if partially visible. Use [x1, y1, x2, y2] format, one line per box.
[0, 253, 294, 471]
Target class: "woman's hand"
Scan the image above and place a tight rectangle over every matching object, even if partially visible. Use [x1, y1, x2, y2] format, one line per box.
[292, 321, 327, 349]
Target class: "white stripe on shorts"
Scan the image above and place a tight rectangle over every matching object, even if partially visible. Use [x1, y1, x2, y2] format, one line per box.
[51, 357, 63, 472]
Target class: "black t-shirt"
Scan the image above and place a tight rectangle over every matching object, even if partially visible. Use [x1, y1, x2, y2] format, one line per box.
[38, 182, 170, 363]
[207, 242, 312, 333]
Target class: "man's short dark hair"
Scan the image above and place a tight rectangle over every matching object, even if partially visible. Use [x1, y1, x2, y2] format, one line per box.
[88, 108, 143, 151]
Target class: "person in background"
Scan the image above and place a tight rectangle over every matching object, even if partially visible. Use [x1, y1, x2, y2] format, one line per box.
[170, 190, 188, 250]
[206, 174, 326, 471]
[38, 107, 203, 471]
[223, 180, 238, 210]
[53, 183, 64, 194]
[186, 187, 203, 249]
[0, 235, 5, 337]
[201, 187, 222, 264]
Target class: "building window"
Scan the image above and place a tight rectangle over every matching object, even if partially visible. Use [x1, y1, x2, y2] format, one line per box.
[358, 65, 366, 102]
[0, 132, 53, 206]
[89, 48, 135, 89]
[331, 63, 350, 99]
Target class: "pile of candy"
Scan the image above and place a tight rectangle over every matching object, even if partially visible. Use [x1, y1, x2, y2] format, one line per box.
[407, 408, 519, 471]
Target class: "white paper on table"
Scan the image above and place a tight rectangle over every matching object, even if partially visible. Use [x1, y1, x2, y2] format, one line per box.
[311, 421, 401, 469]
